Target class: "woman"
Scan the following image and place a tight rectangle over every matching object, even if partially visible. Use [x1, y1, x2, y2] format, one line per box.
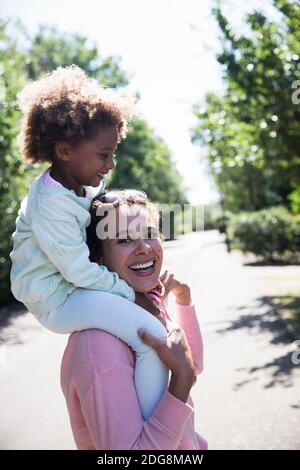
[60, 190, 207, 450]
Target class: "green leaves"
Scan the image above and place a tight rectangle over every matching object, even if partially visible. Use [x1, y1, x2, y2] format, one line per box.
[228, 206, 299, 261]
[26, 26, 129, 87]
[0, 18, 187, 306]
[192, 1, 300, 214]
[109, 117, 187, 205]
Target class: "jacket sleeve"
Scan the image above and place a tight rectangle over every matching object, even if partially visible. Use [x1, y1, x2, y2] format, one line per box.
[81, 376, 193, 450]
[172, 302, 204, 375]
[76, 333, 193, 450]
[31, 217, 135, 301]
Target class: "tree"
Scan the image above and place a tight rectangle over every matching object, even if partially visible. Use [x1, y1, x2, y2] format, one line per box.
[109, 117, 187, 205]
[0, 19, 32, 305]
[192, 0, 300, 213]
[26, 25, 129, 87]
[0, 19, 187, 306]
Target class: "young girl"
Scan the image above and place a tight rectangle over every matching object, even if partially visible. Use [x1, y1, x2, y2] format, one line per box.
[61, 190, 207, 449]
[10, 65, 168, 419]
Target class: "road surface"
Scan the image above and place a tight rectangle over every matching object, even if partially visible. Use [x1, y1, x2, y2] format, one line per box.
[1, 230, 299, 449]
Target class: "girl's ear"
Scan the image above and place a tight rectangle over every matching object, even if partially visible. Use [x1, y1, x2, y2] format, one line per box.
[55, 141, 72, 161]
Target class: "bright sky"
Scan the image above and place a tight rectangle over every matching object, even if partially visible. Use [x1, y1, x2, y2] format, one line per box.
[0, 0, 275, 203]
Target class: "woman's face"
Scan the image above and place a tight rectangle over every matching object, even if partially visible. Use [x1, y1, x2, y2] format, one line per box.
[100, 205, 163, 293]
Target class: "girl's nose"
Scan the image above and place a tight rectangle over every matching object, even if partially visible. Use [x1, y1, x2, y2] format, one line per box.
[107, 156, 116, 171]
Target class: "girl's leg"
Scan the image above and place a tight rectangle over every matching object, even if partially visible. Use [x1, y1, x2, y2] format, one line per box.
[38, 288, 168, 419]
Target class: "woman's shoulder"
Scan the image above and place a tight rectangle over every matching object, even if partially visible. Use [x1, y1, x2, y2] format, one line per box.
[65, 329, 135, 373]
[61, 330, 135, 403]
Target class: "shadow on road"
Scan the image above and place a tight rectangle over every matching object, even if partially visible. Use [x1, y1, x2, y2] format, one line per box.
[270, 295, 300, 333]
[0, 302, 39, 346]
[216, 296, 299, 389]
[0, 302, 26, 330]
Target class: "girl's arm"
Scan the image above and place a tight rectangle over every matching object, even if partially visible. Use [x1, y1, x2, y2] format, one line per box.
[31, 213, 134, 301]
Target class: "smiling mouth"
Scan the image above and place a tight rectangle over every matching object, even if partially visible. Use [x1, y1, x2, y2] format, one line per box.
[129, 260, 156, 275]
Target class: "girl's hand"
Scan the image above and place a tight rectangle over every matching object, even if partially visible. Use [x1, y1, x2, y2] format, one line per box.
[160, 270, 192, 306]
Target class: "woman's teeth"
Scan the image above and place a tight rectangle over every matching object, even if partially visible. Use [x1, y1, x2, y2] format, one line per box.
[130, 261, 154, 271]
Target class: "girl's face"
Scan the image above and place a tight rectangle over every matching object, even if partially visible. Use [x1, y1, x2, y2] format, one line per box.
[100, 206, 163, 293]
[61, 125, 118, 187]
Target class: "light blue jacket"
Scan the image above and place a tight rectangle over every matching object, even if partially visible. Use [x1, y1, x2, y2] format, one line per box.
[10, 172, 135, 317]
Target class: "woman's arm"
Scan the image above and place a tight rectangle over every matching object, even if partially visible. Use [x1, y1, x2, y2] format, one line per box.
[81, 370, 193, 450]
[160, 271, 204, 374]
[65, 330, 194, 450]
[173, 302, 204, 374]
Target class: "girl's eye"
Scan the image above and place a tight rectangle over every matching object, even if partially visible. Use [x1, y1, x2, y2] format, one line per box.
[98, 154, 108, 159]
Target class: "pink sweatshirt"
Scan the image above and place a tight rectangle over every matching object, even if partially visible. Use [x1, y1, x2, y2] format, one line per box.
[60, 302, 208, 450]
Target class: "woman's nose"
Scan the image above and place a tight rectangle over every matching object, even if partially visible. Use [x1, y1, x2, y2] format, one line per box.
[135, 238, 152, 254]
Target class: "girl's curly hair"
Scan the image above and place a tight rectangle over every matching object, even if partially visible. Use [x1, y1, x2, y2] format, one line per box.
[17, 65, 134, 163]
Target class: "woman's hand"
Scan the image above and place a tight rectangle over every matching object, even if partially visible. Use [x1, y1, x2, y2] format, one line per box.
[138, 326, 195, 402]
[160, 270, 192, 305]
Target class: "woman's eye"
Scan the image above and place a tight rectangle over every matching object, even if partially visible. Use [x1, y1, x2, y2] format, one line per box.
[147, 227, 159, 239]
[118, 237, 131, 244]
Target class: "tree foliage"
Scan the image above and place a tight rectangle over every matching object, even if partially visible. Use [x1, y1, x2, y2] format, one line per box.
[109, 117, 187, 205]
[0, 19, 186, 306]
[26, 25, 129, 86]
[192, 0, 300, 213]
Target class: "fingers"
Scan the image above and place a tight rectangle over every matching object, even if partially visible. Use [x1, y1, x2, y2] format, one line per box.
[159, 270, 168, 283]
[160, 269, 175, 296]
[164, 273, 174, 295]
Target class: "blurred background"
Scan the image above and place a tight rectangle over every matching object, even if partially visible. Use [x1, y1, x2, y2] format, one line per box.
[0, 0, 299, 450]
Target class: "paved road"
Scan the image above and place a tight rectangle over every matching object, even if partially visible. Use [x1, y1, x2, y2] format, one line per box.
[164, 230, 300, 450]
[1, 230, 299, 449]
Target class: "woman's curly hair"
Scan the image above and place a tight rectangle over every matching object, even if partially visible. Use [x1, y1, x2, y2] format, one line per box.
[17, 65, 134, 163]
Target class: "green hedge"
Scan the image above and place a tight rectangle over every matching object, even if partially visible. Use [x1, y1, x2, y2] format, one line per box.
[228, 206, 300, 261]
